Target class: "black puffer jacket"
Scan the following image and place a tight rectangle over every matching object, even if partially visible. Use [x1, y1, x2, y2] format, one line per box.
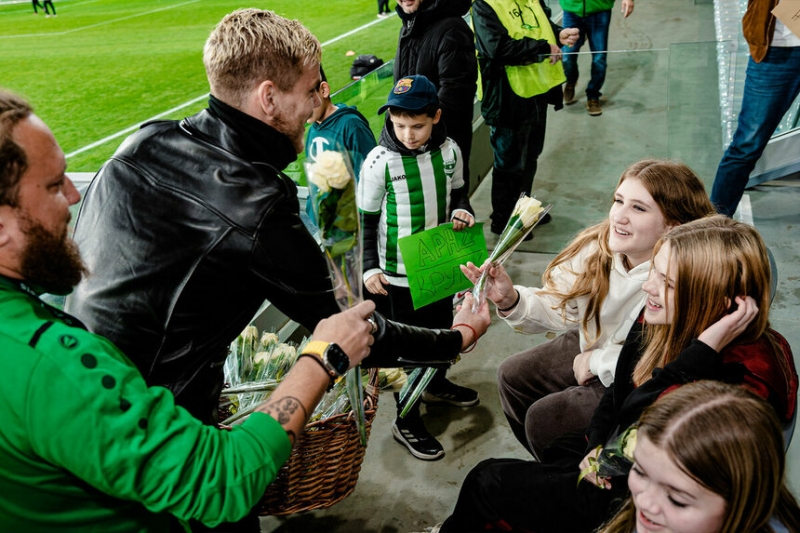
[66, 98, 462, 425]
[394, 0, 477, 170]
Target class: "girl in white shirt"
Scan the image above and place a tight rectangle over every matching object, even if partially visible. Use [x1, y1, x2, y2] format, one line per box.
[462, 159, 714, 458]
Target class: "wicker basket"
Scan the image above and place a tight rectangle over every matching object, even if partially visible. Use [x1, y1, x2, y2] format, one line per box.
[256, 367, 380, 515]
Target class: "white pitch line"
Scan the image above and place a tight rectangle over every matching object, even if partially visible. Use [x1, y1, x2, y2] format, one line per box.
[0, 0, 200, 39]
[65, 14, 393, 159]
[65, 93, 209, 158]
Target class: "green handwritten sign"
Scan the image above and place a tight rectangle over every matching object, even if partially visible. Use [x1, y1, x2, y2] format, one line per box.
[398, 223, 488, 310]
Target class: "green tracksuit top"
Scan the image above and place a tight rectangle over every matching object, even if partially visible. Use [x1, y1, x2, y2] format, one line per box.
[0, 275, 291, 532]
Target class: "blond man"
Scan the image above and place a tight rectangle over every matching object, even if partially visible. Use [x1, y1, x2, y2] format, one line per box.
[64, 9, 488, 530]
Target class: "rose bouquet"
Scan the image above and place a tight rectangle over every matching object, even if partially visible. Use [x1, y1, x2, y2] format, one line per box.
[471, 195, 552, 313]
[305, 149, 369, 445]
[578, 425, 638, 487]
[221, 330, 299, 425]
[221, 328, 372, 427]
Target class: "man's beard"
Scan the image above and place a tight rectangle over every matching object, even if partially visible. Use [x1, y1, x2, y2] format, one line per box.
[19, 215, 88, 295]
[273, 108, 306, 154]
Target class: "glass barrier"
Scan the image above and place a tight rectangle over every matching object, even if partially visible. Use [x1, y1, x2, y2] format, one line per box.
[286, 61, 397, 186]
[666, 40, 731, 183]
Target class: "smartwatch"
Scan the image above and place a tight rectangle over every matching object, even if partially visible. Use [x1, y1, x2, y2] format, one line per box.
[300, 340, 350, 380]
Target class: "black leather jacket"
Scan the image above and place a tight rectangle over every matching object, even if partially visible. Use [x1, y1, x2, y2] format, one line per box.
[66, 100, 462, 425]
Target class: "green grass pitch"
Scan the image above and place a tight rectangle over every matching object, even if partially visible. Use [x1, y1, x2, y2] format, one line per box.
[0, 0, 401, 171]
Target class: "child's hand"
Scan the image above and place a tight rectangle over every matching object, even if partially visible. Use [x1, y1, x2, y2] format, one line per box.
[697, 296, 758, 352]
[451, 213, 475, 231]
[365, 273, 390, 296]
[579, 448, 612, 490]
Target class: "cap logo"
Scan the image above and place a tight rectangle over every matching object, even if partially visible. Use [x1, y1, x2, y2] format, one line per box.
[393, 78, 413, 94]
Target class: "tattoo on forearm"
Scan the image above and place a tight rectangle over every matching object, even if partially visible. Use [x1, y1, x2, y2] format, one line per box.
[262, 396, 309, 426]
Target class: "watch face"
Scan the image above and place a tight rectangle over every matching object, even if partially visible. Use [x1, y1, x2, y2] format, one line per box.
[324, 343, 350, 376]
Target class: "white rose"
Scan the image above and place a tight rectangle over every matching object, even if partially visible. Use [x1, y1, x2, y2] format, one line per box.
[513, 196, 544, 226]
[311, 151, 351, 191]
[258, 332, 280, 350]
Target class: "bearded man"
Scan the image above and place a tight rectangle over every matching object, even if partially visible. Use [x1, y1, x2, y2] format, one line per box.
[0, 87, 400, 530]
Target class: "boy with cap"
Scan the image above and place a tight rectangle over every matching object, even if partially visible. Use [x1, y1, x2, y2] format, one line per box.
[357, 75, 477, 460]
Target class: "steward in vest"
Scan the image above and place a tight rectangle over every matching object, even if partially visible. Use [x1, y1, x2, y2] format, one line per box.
[472, 0, 578, 232]
[473, 0, 568, 128]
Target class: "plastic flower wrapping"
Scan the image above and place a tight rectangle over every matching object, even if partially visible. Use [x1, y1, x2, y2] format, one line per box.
[471, 194, 552, 313]
[305, 149, 369, 445]
[578, 425, 639, 487]
[220, 325, 375, 427]
[305, 150, 362, 307]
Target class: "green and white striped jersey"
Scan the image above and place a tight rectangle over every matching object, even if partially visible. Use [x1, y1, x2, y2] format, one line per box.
[358, 137, 464, 285]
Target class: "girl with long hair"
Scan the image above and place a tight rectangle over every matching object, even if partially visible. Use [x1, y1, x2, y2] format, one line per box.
[598, 381, 800, 533]
[441, 216, 797, 533]
[462, 159, 714, 457]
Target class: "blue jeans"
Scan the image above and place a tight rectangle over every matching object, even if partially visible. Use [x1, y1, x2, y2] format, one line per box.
[710, 46, 800, 216]
[561, 9, 611, 100]
[489, 110, 547, 229]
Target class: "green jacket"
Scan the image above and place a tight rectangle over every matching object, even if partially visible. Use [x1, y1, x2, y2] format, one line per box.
[0, 275, 291, 532]
[560, 0, 616, 16]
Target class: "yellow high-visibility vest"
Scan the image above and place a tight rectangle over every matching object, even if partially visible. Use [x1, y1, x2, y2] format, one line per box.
[482, 0, 566, 98]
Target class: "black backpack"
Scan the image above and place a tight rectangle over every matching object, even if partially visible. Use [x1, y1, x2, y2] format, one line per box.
[350, 54, 384, 80]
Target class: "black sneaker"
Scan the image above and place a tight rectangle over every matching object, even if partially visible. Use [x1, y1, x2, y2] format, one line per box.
[392, 417, 445, 460]
[422, 379, 480, 407]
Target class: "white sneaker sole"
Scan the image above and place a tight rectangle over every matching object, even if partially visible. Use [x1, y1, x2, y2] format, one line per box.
[391, 423, 445, 461]
[421, 391, 480, 408]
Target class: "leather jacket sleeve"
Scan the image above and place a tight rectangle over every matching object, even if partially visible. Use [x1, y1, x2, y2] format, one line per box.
[252, 205, 462, 367]
[363, 311, 463, 368]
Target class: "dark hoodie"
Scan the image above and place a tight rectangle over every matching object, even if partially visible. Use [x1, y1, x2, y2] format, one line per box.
[394, 0, 477, 188]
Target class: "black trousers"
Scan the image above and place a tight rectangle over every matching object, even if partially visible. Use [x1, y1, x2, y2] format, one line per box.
[366, 284, 455, 415]
[43, 0, 55, 14]
[440, 447, 627, 532]
[378, 0, 390, 13]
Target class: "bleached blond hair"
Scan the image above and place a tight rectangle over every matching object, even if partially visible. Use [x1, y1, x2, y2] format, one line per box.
[203, 8, 321, 107]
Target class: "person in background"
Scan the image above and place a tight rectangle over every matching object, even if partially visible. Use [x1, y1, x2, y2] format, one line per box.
[0, 88, 377, 532]
[42, 0, 56, 16]
[442, 215, 797, 532]
[305, 66, 376, 179]
[560, 0, 634, 115]
[597, 381, 800, 533]
[393, 0, 478, 194]
[31, 0, 44, 14]
[472, 0, 579, 230]
[710, 0, 800, 217]
[358, 75, 476, 461]
[462, 160, 714, 459]
[378, 0, 392, 18]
